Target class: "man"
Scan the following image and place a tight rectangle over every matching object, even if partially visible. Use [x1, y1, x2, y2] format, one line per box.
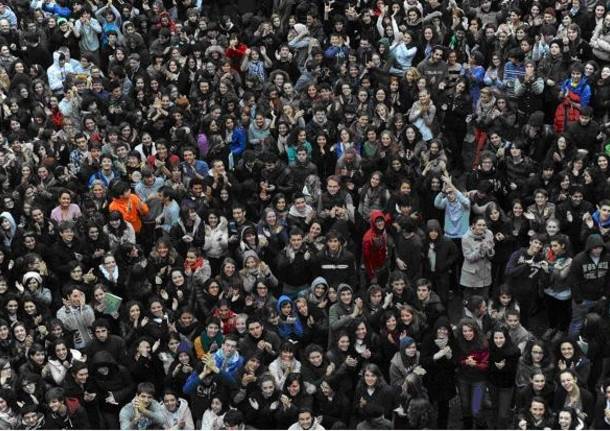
[423, 219, 458, 306]
[567, 233, 610, 336]
[48, 221, 88, 282]
[289, 409, 326, 430]
[56, 286, 95, 349]
[47, 50, 77, 94]
[393, 217, 424, 284]
[185, 335, 243, 389]
[223, 409, 248, 430]
[434, 175, 471, 241]
[239, 316, 281, 366]
[45, 387, 91, 429]
[414, 278, 445, 326]
[119, 382, 166, 430]
[73, 8, 102, 59]
[84, 318, 127, 363]
[505, 235, 545, 327]
[416, 45, 448, 87]
[259, 151, 294, 199]
[181, 146, 209, 181]
[581, 199, 610, 243]
[290, 147, 317, 191]
[505, 309, 534, 352]
[315, 230, 357, 289]
[109, 181, 149, 234]
[156, 186, 180, 234]
[181, 177, 210, 218]
[134, 167, 164, 201]
[19, 404, 45, 429]
[556, 185, 593, 250]
[276, 228, 314, 298]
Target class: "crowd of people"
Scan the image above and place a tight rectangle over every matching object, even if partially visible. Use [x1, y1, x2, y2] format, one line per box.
[2, 0, 610, 429]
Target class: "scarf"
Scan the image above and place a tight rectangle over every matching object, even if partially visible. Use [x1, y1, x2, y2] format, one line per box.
[288, 203, 314, 220]
[185, 256, 205, 273]
[98, 264, 119, 283]
[199, 332, 224, 353]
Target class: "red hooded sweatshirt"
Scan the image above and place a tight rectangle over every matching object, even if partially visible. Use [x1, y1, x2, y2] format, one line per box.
[362, 210, 391, 278]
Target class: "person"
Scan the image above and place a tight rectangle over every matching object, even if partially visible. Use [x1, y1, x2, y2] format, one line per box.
[567, 233, 610, 336]
[3, 0, 610, 428]
[455, 318, 489, 429]
[119, 382, 167, 430]
[44, 387, 91, 429]
[488, 326, 521, 429]
[288, 408, 325, 430]
[505, 235, 545, 327]
[460, 216, 495, 299]
[56, 286, 95, 350]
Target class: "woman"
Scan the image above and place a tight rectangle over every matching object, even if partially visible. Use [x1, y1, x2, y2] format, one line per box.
[408, 89, 437, 142]
[346, 317, 377, 367]
[200, 395, 228, 430]
[126, 336, 165, 395]
[556, 406, 586, 430]
[45, 338, 83, 386]
[517, 397, 555, 430]
[553, 369, 594, 426]
[148, 238, 184, 286]
[50, 190, 82, 224]
[95, 253, 127, 299]
[169, 207, 205, 257]
[543, 236, 572, 339]
[485, 203, 514, 287]
[553, 338, 591, 385]
[0, 388, 19, 429]
[514, 60, 545, 125]
[455, 317, 489, 429]
[443, 78, 472, 172]
[488, 326, 521, 429]
[516, 339, 555, 388]
[103, 210, 136, 251]
[389, 336, 423, 387]
[119, 300, 146, 346]
[273, 372, 313, 429]
[398, 305, 427, 342]
[357, 171, 391, 221]
[203, 211, 228, 277]
[460, 216, 495, 299]
[352, 363, 398, 427]
[242, 374, 280, 429]
[420, 316, 457, 429]
[326, 330, 361, 396]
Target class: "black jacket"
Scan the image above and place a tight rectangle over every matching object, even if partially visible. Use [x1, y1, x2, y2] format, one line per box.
[568, 234, 610, 302]
[314, 246, 357, 289]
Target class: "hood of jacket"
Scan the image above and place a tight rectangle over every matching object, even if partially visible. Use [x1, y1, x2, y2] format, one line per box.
[0, 211, 16, 236]
[425, 219, 443, 240]
[91, 350, 119, 371]
[276, 295, 294, 313]
[242, 249, 259, 267]
[310, 276, 328, 291]
[585, 233, 606, 252]
[369, 209, 387, 230]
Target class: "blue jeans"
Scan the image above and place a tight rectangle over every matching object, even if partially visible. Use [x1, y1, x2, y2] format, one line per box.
[569, 299, 597, 337]
[457, 378, 486, 420]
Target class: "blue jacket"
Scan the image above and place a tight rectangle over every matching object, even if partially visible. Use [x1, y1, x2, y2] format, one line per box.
[231, 127, 247, 157]
[42, 3, 71, 17]
[276, 295, 304, 340]
[182, 350, 244, 393]
[560, 78, 591, 107]
[434, 190, 471, 239]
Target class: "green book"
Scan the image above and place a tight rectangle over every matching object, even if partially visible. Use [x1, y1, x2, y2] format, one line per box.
[104, 292, 123, 315]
